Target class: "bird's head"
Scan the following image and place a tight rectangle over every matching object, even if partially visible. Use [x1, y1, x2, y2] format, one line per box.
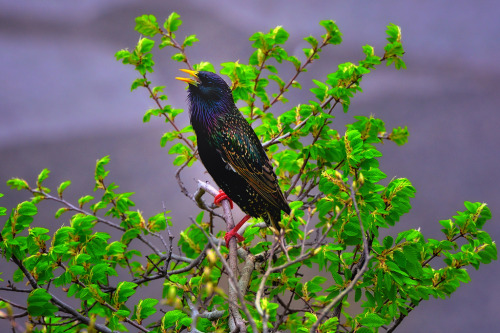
[176, 70, 235, 129]
[176, 69, 233, 105]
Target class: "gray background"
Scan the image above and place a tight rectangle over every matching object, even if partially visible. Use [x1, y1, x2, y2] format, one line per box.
[1, 1, 499, 332]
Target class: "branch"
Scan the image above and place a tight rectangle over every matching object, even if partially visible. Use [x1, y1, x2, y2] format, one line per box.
[158, 28, 194, 70]
[238, 253, 257, 297]
[130, 243, 208, 286]
[309, 179, 373, 332]
[193, 181, 257, 332]
[141, 74, 195, 152]
[262, 115, 312, 148]
[162, 201, 175, 269]
[248, 50, 271, 118]
[8, 254, 114, 333]
[255, 240, 278, 332]
[264, 37, 332, 113]
[386, 301, 417, 333]
[174, 162, 225, 221]
[186, 297, 225, 333]
[30, 189, 163, 257]
[56, 263, 149, 332]
[191, 216, 258, 333]
[0, 297, 27, 311]
[166, 244, 209, 277]
[0, 287, 31, 293]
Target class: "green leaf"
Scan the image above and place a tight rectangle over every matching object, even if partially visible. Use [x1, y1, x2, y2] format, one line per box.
[57, 180, 71, 198]
[160, 131, 179, 147]
[194, 61, 215, 72]
[386, 23, 402, 43]
[115, 49, 130, 61]
[27, 289, 59, 317]
[78, 195, 94, 208]
[389, 126, 409, 145]
[183, 34, 199, 47]
[115, 281, 138, 303]
[162, 309, 189, 329]
[135, 15, 160, 37]
[36, 169, 50, 187]
[269, 74, 285, 89]
[172, 52, 186, 62]
[132, 298, 159, 319]
[304, 35, 318, 49]
[131, 78, 147, 91]
[137, 37, 155, 53]
[164, 12, 182, 33]
[273, 26, 289, 44]
[383, 236, 393, 249]
[320, 20, 342, 44]
[7, 178, 29, 191]
[287, 55, 301, 71]
[18, 201, 37, 216]
[321, 317, 340, 331]
[358, 313, 387, 327]
[94, 156, 110, 189]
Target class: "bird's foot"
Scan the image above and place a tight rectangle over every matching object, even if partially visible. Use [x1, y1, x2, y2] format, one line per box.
[214, 189, 233, 209]
[224, 230, 245, 247]
[224, 215, 251, 247]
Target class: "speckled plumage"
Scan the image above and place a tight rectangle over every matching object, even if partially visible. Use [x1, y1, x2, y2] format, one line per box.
[182, 71, 290, 229]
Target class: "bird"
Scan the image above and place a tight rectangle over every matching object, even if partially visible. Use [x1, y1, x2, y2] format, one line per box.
[176, 69, 291, 246]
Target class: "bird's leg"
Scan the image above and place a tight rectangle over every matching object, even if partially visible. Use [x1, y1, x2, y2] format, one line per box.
[224, 215, 251, 246]
[213, 189, 247, 246]
[214, 189, 234, 209]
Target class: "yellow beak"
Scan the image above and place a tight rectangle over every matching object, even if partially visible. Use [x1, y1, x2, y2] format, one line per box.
[175, 69, 200, 85]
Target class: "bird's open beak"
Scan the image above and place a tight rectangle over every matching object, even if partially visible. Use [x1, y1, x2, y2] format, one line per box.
[175, 69, 200, 86]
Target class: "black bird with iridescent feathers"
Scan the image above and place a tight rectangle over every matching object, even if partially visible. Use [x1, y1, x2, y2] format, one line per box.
[176, 70, 290, 245]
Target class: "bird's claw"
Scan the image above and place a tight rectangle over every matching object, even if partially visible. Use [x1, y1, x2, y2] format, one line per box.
[224, 230, 245, 247]
[224, 215, 251, 247]
[214, 189, 233, 209]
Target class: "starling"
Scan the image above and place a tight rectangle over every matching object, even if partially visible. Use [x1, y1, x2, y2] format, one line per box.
[176, 69, 290, 245]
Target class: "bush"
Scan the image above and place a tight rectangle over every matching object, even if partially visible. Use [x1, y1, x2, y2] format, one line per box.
[0, 12, 496, 333]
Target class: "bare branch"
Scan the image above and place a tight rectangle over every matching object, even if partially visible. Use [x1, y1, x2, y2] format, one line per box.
[0, 297, 27, 310]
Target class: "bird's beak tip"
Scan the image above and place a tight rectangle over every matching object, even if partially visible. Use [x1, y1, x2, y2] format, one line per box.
[179, 68, 199, 76]
[176, 68, 200, 86]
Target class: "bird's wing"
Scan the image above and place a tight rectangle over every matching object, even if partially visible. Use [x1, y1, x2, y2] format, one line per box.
[217, 121, 289, 212]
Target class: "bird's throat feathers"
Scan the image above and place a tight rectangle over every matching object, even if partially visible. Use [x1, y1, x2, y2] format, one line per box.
[188, 90, 235, 134]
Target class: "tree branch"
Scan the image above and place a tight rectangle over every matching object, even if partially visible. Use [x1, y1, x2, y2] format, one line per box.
[191, 210, 258, 333]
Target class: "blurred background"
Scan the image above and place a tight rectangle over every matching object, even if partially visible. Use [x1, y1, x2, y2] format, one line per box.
[1, 0, 499, 331]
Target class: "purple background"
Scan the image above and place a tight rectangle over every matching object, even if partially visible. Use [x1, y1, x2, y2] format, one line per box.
[1, 1, 499, 331]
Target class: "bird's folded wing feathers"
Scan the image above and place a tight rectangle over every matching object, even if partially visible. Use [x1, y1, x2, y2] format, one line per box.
[218, 133, 289, 211]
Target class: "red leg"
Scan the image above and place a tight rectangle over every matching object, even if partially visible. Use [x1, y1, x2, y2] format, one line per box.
[224, 215, 251, 247]
[214, 189, 233, 209]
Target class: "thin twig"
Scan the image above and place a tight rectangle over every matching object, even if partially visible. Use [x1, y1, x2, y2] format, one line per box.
[142, 74, 195, 151]
[162, 201, 175, 270]
[0, 297, 27, 311]
[262, 115, 312, 148]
